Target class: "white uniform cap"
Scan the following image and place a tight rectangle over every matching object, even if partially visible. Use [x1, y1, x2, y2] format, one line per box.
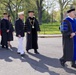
[18, 11, 24, 15]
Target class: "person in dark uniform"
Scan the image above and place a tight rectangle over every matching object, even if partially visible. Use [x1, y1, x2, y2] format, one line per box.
[15, 11, 25, 56]
[8, 15, 14, 48]
[0, 13, 10, 49]
[60, 8, 76, 68]
[25, 11, 40, 54]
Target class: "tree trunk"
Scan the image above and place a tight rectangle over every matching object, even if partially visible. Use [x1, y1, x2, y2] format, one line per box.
[38, 7, 42, 25]
[8, 5, 15, 22]
[36, 0, 43, 25]
[51, 12, 53, 23]
[60, 11, 63, 23]
[60, 5, 63, 23]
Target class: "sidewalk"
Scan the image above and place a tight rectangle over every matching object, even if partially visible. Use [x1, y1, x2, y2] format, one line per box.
[38, 34, 62, 38]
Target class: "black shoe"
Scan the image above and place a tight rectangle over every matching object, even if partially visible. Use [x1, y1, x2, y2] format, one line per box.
[5, 47, 9, 50]
[59, 59, 65, 67]
[34, 51, 40, 54]
[34, 49, 40, 54]
[72, 64, 76, 68]
[2, 45, 5, 48]
[17, 52, 20, 54]
[71, 61, 76, 68]
[6, 45, 8, 49]
[21, 54, 25, 57]
[26, 50, 29, 53]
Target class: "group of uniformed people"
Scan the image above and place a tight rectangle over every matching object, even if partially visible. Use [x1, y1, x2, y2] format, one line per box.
[0, 9, 76, 69]
[0, 13, 14, 49]
[0, 11, 40, 57]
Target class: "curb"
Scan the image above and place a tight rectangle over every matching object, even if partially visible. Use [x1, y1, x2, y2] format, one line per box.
[38, 35, 62, 38]
[13, 33, 62, 38]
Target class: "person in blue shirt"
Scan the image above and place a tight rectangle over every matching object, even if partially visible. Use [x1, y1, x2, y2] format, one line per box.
[60, 8, 76, 68]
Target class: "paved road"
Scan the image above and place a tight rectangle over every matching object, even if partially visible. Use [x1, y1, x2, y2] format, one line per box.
[0, 36, 76, 75]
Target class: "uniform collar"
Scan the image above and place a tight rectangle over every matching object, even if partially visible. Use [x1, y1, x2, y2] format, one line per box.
[19, 18, 23, 21]
[68, 16, 73, 20]
[3, 18, 8, 20]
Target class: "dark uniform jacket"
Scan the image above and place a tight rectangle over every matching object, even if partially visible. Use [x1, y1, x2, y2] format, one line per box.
[1, 19, 9, 32]
[0, 18, 10, 46]
[15, 18, 25, 37]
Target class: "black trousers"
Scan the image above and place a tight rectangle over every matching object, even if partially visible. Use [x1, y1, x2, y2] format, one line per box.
[1, 33, 8, 48]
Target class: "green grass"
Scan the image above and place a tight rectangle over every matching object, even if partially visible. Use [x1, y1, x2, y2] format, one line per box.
[39, 22, 61, 34]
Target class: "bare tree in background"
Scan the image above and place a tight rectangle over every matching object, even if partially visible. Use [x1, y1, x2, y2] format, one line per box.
[0, 0, 24, 21]
[58, 0, 72, 22]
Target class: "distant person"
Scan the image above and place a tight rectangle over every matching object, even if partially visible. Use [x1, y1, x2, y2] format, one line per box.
[0, 13, 10, 49]
[25, 11, 40, 54]
[8, 15, 14, 48]
[15, 11, 25, 56]
[60, 8, 76, 68]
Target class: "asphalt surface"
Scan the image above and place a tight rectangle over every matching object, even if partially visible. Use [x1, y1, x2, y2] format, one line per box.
[0, 36, 76, 75]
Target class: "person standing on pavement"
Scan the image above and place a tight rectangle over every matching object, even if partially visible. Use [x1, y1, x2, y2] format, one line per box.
[7, 15, 14, 48]
[0, 13, 10, 49]
[60, 8, 76, 68]
[15, 11, 25, 56]
[25, 11, 40, 54]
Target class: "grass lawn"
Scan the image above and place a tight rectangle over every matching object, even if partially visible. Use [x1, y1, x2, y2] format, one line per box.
[39, 22, 61, 34]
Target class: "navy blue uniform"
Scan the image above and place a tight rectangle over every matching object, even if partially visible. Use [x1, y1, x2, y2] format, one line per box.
[15, 18, 25, 37]
[1, 19, 10, 48]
